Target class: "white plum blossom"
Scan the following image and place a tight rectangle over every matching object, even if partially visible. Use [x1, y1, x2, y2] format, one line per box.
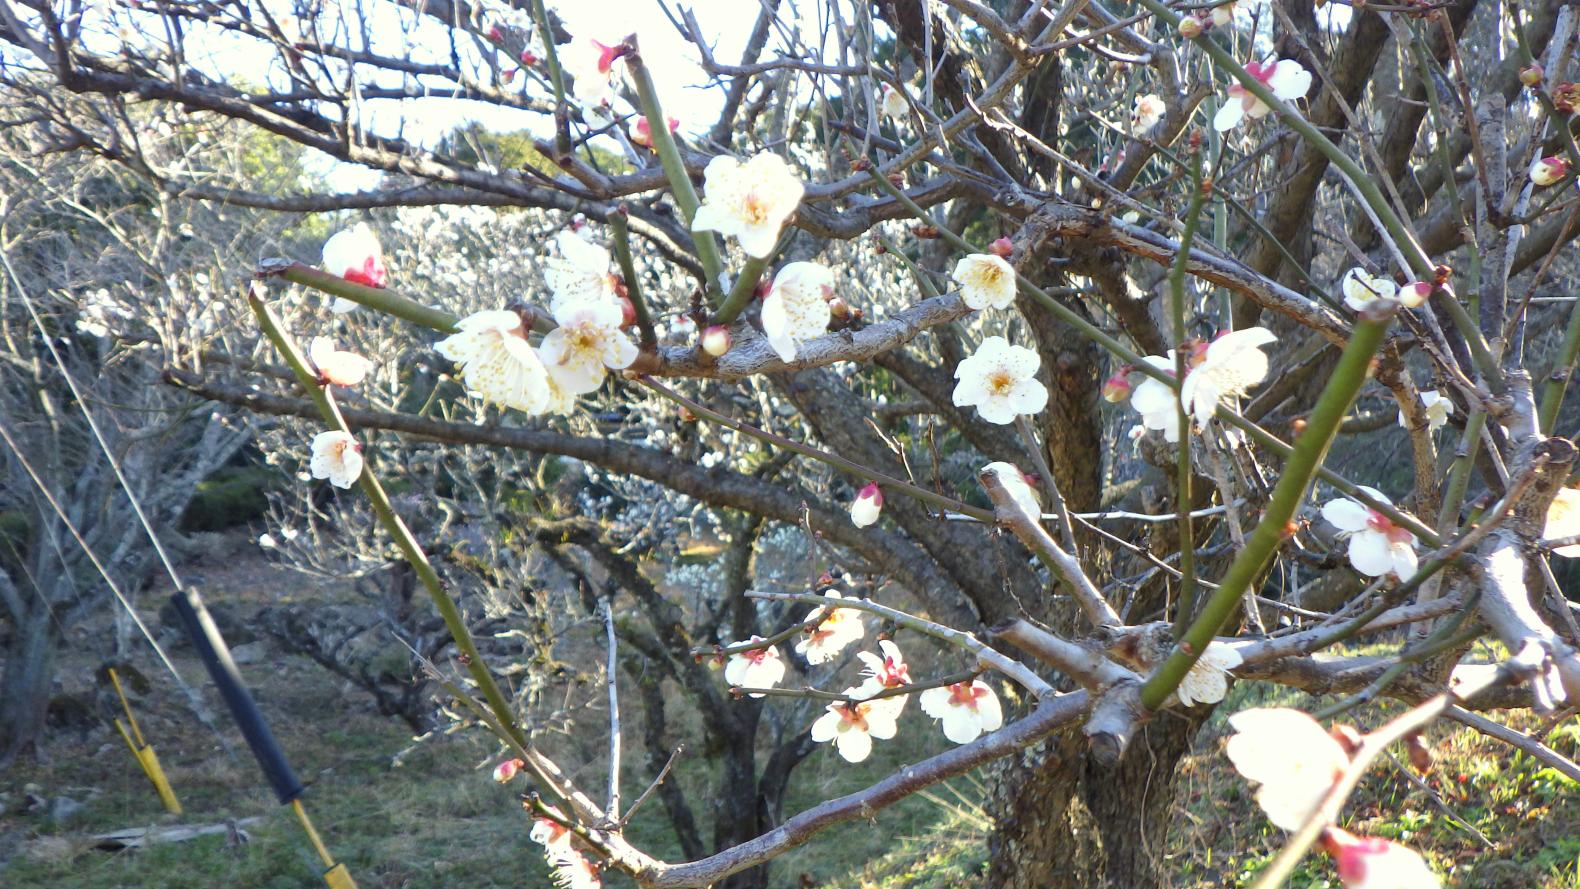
[981, 461, 1043, 520]
[952, 336, 1049, 425]
[545, 231, 620, 315]
[850, 482, 883, 527]
[692, 152, 805, 258]
[1175, 641, 1243, 707]
[309, 430, 363, 489]
[794, 591, 866, 664]
[724, 639, 786, 696]
[1225, 707, 1350, 831]
[852, 640, 912, 701]
[953, 253, 1018, 310]
[760, 261, 834, 361]
[1321, 487, 1419, 578]
[1178, 327, 1277, 426]
[1326, 828, 1441, 889]
[321, 222, 387, 288]
[919, 679, 1003, 744]
[539, 296, 638, 395]
[529, 816, 573, 853]
[1213, 58, 1313, 131]
[562, 37, 622, 107]
[810, 698, 901, 763]
[308, 337, 373, 387]
[879, 82, 908, 120]
[435, 310, 553, 414]
[1129, 355, 1182, 443]
[1544, 488, 1580, 557]
[1400, 390, 1453, 431]
[1132, 93, 1166, 134]
[549, 849, 601, 889]
[1210, 0, 1240, 27]
[1340, 267, 1396, 310]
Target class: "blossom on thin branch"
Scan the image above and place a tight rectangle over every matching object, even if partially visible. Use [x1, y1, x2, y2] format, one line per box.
[918, 679, 1003, 744]
[1213, 58, 1313, 131]
[953, 253, 1018, 310]
[953, 336, 1048, 425]
[692, 152, 805, 258]
[724, 638, 786, 696]
[794, 591, 866, 664]
[1321, 487, 1418, 579]
[810, 697, 900, 763]
[1225, 707, 1349, 831]
[435, 310, 552, 414]
[760, 261, 835, 361]
[309, 430, 363, 489]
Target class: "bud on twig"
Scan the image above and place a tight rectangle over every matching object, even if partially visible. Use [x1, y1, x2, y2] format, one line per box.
[701, 324, 732, 357]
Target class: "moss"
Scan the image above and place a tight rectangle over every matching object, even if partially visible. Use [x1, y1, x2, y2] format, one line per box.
[179, 466, 278, 532]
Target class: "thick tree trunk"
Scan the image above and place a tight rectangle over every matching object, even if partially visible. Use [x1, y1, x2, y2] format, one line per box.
[0, 604, 59, 764]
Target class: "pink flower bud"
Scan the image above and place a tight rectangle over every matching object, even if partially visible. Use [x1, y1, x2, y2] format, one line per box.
[1178, 15, 1204, 38]
[619, 296, 637, 328]
[632, 116, 680, 148]
[1102, 367, 1133, 403]
[492, 758, 524, 783]
[1520, 64, 1544, 88]
[1531, 156, 1571, 187]
[988, 237, 1014, 258]
[1395, 281, 1433, 308]
[701, 324, 732, 356]
[520, 50, 539, 66]
[486, 24, 504, 44]
[501, 68, 517, 84]
[827, 296, 853, 321]
[850, 482, 883, 527]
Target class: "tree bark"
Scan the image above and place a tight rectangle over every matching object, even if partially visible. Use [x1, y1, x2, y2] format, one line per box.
[0, 602, 59, 764]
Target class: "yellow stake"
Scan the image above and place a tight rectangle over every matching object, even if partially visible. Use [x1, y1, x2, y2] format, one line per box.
[109, 669, 182, 815]
[291, 799, 360, 889]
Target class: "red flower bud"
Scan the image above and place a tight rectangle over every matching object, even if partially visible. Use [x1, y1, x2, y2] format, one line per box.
[1178, 15, 1204, 38]
[486, 24, 504, 44]
[520, 50, 539, 66]
[1101, 368, 1133, 403]
[1519, 64, 1544, 88]
[619, 296, 637, 328]
[988, 237, 1014, 258]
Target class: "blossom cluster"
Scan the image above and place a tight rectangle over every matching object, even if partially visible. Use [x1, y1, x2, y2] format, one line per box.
[719, 593, 1003, 761]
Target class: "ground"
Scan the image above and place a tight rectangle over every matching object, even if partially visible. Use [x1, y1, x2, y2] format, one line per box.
[0, 534, 1575, 888]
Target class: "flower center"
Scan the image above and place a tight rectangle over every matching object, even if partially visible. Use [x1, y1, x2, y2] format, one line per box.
[742, 192, 771, 225]
[744, 648, 771, 664]
[838, 702, 870, 730]
[986, 370, 1016, 396]
[947, 681, 983, 709]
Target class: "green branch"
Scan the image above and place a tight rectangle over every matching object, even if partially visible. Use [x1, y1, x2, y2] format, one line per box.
[262, 260, 459, 333]
[1140, 307, 1397, 711]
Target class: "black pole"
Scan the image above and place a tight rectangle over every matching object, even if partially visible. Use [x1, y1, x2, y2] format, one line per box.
[169, 589, 304, 804]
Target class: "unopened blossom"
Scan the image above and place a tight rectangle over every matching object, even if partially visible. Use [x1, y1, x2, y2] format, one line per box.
[852, 640, 912, 701]
[1544, 488, 1580, 557]
[692, 152, 805, 258]
[760, 261, 834, 361]
[493, 758, 525, 783]
[1321, 486, 1418, 578]
[1531, 156, 1572, 187]
[309, 430, 363, 489]
[1394, 281, 1434, 308]
[1210, 0, 1239, 27]
[701, 324, 732, 357]
[919, 679, 1003, 744]
[1175, 641, 1243, 707]
[953, 336, 1049, 425]
[631, 115, 678, 148]
[1225, 707, 1350, 831]
[545, 231, 619, 316]
[1132, 93, 1166, 134]
[321, 222, 387, 291]
[550, 849, 601, 889]
[1129, 355, 1182, 442]
[1102, 367, 1134, 403]
[562, 37, 623, 106]
[1213, 58, 1313, 131]
[810, 697, 901, 763]
[794, 591, 866, 664]
[850, 482, 883, 527]
[539, 296, 638, 395]
[308, 337, 373, 387]
[879, 82, 908, 120]
[724, 638, 786, 696]
[1400, 390, 1453, 431]
[435, 310, 553, 414]
[953, 253, 1018, 310]
[1324, 827, 1441, 889]
[981, 461, 1043, 520]
[1178, 327, 1277, 425]
[529, 816, 573, 853]
[1340, 267, 1395, 310]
